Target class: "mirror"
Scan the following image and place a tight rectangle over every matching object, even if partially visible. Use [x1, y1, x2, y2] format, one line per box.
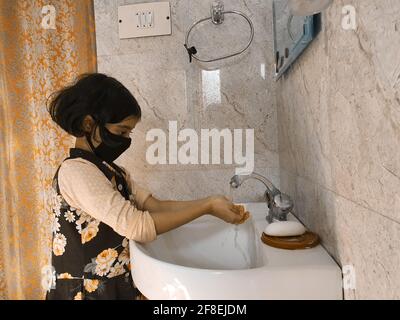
[272, 0, 321, 79]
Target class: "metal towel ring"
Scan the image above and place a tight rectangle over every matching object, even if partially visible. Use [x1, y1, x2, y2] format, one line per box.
[184, 1, 254, 63]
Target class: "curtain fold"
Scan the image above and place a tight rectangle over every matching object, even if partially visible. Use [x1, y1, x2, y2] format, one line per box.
[0, 0, 97, 299]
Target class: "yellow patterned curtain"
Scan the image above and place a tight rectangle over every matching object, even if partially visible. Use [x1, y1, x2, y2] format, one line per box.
[0, 0, 97, 299]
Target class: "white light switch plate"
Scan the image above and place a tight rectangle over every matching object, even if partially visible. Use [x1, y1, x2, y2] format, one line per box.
[118, 2, 171, 39]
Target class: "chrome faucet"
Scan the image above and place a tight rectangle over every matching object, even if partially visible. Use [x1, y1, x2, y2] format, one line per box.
[229, 172, 294, 223]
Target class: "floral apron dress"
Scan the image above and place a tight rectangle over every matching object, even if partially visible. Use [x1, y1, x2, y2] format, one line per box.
[46, 148, 140, 300]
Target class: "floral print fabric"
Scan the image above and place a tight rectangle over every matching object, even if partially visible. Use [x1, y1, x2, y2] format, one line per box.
[45, 148, 140, 300]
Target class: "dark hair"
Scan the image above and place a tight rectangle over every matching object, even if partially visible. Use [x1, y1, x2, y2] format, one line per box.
[47, 73, 141, 137]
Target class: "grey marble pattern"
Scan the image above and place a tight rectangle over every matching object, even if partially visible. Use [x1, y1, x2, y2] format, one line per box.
[277, 0, 400, 299]
[94, 0, 279, 200]
[94, 0, 400, 299]
[280, 170, 400, 299]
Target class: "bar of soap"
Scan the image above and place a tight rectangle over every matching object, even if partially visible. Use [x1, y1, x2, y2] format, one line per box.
[264, 221, 306, 237]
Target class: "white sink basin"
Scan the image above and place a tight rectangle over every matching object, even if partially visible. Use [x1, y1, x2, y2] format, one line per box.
[130, 202, 343, 299]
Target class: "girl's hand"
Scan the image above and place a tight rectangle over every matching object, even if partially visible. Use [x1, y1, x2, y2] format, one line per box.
[207, 195, 247, 224]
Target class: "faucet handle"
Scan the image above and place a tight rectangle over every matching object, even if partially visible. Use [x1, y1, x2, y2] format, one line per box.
[274, 193, 293, 212]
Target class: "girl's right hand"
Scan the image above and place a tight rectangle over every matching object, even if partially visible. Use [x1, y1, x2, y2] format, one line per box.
[208, 195, 244, 224]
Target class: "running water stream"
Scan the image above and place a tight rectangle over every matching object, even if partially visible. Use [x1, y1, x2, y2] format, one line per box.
[229, 185, 251, 268]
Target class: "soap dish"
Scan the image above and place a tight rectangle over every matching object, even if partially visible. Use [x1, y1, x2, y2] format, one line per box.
[261, 231, 319, 250]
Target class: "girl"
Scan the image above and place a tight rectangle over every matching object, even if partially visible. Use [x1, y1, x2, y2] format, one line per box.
[45, 73, 246, 300]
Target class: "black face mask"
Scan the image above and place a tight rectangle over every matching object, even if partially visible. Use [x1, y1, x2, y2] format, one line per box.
[86, 125, 131, 163]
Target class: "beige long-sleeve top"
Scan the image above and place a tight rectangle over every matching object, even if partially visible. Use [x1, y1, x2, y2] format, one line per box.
[58, 158, 157, 243]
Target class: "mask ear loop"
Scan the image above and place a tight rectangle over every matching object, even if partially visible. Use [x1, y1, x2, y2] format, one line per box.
[85, 131, 96, 153]
[85, 115, 101, 153]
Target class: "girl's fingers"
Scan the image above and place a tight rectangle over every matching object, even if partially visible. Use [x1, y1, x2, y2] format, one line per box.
[235, 208, 250, 224]
[225, 203, 251, 225]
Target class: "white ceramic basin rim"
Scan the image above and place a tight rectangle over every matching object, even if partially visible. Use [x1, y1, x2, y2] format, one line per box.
[130, 202, 343, 300]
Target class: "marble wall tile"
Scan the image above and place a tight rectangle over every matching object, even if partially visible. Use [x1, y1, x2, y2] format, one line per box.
[94, 0, 279, 201]
[277, 0, 400, 298]
[278, 0, 400, 222]
[280, 169, 400, 299]
[131, 166, 280, 203]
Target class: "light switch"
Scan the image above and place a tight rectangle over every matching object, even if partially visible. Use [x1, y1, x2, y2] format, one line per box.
[146, 11, 153, 27]
[136, 10, 153, 28]
[135, 12, 141, 28]
[118, 2, 171, 39]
